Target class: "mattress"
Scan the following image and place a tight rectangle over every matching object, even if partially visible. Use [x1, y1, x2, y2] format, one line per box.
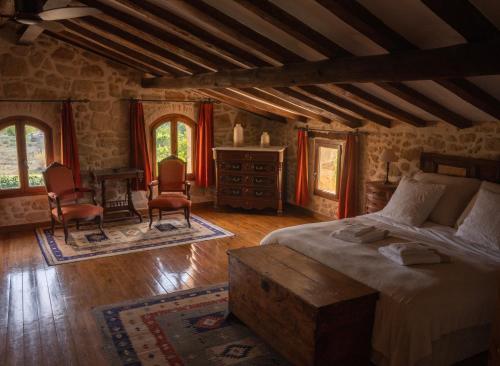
[260, 214, 500, 366]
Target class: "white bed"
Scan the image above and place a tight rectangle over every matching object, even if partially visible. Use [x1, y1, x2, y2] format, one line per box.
[260, 213, 500, 366]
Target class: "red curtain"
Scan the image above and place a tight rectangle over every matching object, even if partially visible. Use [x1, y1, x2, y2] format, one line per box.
[295, 129, 309, 206]
[129, 100, 152, 191]
[61, 100, 81, 187]
[195, 102, 214, 187]
[338, 135, 359, 219]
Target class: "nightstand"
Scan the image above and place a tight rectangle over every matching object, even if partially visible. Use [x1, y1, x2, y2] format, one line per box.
[365, 181, 398, 214]
[489, 291, 500, 365]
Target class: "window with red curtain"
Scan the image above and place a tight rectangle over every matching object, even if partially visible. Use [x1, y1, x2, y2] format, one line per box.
[195, 102, 214, 188]
[295, 129, 309, 206]
[337, 134, 359, 219]
[61, 100, 81, 188]
[129, 100, 152, 191]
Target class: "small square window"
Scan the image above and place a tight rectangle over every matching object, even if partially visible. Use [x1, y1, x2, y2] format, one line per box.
[313, 140, 342, 200]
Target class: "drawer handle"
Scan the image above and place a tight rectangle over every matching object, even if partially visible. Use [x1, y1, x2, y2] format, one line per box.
[255, 191, 264, 197]
[260, 279, 270, 292]
[254, 164, 265, 171]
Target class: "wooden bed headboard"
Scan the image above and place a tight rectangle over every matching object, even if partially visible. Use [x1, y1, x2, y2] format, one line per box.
[420, 153, 500, 183]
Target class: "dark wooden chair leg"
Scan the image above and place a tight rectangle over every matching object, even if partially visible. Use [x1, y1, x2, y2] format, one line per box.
[185, 207, 191, 228]
[76, 220, 80, 230]
[149, 208, 153, 229]
[50, 215, 56, 235]
[97, 216, 104, 235]
[159, 210, 162, 220]
[63, 221, 69, 243]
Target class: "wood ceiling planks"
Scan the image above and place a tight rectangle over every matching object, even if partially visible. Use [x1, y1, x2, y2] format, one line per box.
[35, 0, 500, 129]
[317, 0, 500, 124]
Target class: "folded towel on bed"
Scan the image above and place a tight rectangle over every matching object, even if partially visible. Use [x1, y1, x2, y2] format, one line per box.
[379, 242, 450, 266]
[331, 225, 388, 243]
[335, 223, 376, 238]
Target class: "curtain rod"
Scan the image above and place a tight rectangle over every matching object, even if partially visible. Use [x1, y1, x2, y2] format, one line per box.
[0, 98, 90, 103]
[295, 126, 369, 135]
[124, 97, 221, 104]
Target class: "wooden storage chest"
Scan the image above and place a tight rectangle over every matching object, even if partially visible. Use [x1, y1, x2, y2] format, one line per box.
[213, 146, 286, 214]
[228, 245, 379, 366]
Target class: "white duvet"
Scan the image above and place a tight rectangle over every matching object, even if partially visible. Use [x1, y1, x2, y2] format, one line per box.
[260, 214, 500, 366]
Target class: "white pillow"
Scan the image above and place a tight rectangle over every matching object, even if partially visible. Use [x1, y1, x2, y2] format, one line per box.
[413, 172, 480, 227]
[455, 181, 500, 227]
[456, 188, 500, 250]
[378, 176, 446, 226]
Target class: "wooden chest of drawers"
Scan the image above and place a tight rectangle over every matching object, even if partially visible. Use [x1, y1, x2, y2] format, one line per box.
[213, 147, 286, 215]
[365, 181, 398, 213]
[228, 245, 379, 366]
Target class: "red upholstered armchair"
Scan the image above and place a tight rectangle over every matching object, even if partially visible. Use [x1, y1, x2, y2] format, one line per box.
[148, 156, 192, 229]
[43, 162, 104, 243]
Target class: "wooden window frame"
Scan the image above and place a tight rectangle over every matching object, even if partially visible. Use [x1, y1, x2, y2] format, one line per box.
[151, 114, 196, 180]
[0, 116, 54, 198]
[313, 139, 342, 201]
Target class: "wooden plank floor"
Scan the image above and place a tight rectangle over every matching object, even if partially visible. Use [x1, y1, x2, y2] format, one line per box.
[0, 207, 317, 366]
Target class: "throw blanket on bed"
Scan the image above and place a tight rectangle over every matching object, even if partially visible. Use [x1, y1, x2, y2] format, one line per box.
[260, 214, 500, 366]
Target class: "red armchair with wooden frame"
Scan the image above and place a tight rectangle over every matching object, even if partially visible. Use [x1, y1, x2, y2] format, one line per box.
[43, 162, 104, 243]
[148, 156, 192, 229]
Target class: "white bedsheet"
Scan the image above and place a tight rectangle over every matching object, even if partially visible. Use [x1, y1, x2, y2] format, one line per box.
[260, 214, 500, 366]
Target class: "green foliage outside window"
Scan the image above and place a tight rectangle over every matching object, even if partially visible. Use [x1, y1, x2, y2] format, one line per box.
[155, 122, 171, 163]
[177, 123, 188, 163]
[0, 174, 44, 190]
[155, 121, 191, 170]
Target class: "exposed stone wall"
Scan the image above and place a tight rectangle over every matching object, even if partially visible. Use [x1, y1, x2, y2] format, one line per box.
[1, 25, 499, 226]
[283, 120, 500, 218]
[0, 27, 278, 227]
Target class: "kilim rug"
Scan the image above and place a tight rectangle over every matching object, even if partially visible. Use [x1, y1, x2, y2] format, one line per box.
[35, 214, 233, 265]
[93, 284, 288, 366]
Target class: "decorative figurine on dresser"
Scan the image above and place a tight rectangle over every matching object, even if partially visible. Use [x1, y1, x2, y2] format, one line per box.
[213, 146, 286, 215]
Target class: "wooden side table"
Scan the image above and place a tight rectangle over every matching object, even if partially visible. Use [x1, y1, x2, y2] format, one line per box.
[92, 168, 144, 222]
[489, 288, 500, 365]
[365, 181, 398, 213]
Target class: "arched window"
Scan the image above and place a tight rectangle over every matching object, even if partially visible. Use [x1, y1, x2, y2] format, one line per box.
[151, 114, 195, 179]
[0, 117, 53, 196]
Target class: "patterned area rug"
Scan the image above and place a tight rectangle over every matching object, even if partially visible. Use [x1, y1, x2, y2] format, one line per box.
[93, 284, 288, 366]
[35, 214, 233, 265]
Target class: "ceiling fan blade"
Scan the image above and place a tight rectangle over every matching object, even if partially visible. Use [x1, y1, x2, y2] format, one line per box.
[39, 20, 64, 33]
[38, 6, 100, 21]
[17, 24, 44, 44]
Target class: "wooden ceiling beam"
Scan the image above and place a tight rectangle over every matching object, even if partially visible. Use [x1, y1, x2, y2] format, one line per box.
[79, 0, 236, 71]
[72, 18, 204, 75]
[274, 87, 363, 128]
[240, 88, 332, 124]
[199, 89, 288, 123]
[379, 83, 472, 129]
[421, 0, 500, 119]
[103, 0, 393, 126]
[142, 39, 500, 88]
[316, 0, 414, 52]
[234, 0, 349, 59]
[111, 0, 267, 68]
[422, 0, 499, 42]
[317, 0, 495, 125]
[179, 0, 303, 65]
[299, 85, 392, 127]
[219, 89, 309, 122]
[60, 20, 182, 77]
[234, 0, 428, 127]
[332, 84, 427, 127]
